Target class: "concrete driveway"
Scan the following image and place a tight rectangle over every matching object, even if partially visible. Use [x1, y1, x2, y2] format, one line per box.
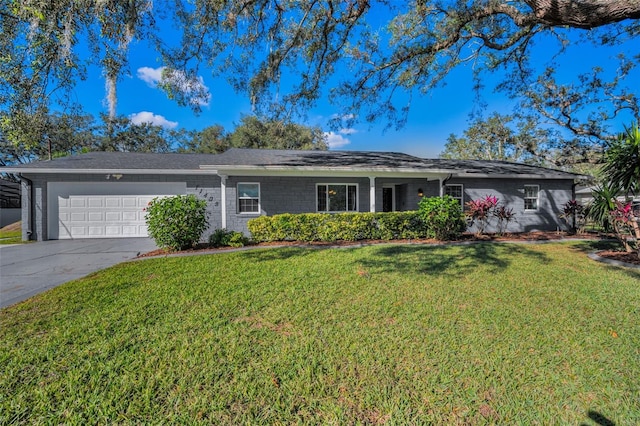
[0, 238, 158, 309]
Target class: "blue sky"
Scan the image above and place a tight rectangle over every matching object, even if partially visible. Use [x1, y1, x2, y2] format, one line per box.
[72, 15, 636, 159]
[77, 52, 504, 158]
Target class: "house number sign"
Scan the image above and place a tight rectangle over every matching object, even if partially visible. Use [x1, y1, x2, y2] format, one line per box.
[194, 184, 218, 207]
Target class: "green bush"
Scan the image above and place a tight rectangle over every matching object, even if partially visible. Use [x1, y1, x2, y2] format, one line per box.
[209, 229, 250, 248]
[145, 195, 208, 251]
[418, 195, 466, 240]
[248, 211, 429, 243]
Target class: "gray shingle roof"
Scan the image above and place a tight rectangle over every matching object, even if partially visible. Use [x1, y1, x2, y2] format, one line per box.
[209, 148, 429, 168]
[210, 149, 583, 178]
[422, 158, 582, 178]
[1, 148, 584, 179]
[3, 151, 218, 170]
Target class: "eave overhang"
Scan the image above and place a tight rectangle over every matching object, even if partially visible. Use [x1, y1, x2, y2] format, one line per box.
[0, 165, 587, 182]
[203, 164, 448, 179]
[203, 164, 583, 180]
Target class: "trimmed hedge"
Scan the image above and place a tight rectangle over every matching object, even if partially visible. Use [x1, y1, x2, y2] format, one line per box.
[248, 211, 430, 243]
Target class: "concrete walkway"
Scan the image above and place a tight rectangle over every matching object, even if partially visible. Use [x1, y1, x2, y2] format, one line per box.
[0, 238, 158, 309]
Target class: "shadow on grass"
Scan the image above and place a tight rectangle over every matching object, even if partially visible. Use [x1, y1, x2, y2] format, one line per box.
[358, 242, 551, 278]
[239, 246, 320, 262]
[569, 239, 621, 253]
[237, 241, 556, 279]
[580, 410, 616, 426]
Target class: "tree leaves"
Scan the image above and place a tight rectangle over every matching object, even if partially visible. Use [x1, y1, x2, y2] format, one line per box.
[3, 1, 640, 162]
[602, 123, 640, 194]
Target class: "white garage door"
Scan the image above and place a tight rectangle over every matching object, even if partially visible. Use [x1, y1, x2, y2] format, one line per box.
[48, 182, 187, 239]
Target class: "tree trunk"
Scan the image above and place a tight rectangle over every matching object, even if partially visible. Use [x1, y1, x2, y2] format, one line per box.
[613, 222, 634, 253]
[525, 0, 640, 29]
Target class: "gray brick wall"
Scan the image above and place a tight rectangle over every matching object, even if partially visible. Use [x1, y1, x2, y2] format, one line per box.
[185, 176, 221, 241]
[224, 176, 372, 235]
[448, 178, 574, 233]
[225, 176, 442, 235]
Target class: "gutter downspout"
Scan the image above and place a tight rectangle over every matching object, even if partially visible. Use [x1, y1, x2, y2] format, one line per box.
[440, 174, 453, 197]
[219, 174, 227, 229]
[19, 174, 33, 240]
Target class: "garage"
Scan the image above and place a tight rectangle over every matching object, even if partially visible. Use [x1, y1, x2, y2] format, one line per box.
[47, 182, 186, 239]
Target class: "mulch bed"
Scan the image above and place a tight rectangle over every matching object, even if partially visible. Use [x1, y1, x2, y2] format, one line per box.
[140, 231, 637, 263]
[595, 250, 640, 266]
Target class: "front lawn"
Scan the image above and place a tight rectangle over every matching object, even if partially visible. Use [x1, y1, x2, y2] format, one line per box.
[1, 241, 638, 424]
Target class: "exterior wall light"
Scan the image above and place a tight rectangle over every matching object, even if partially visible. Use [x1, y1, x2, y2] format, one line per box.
[417, 188, 424, 197]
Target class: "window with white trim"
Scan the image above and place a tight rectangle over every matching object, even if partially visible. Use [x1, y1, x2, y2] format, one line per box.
[444, 184, 464, 208]
[237, 183, 260, 214]
[317, 184, 358, 212]
[524, 184, 539, 211]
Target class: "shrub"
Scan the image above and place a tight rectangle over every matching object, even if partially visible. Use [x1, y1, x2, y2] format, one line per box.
[418, 196, 466, 240]
[559, 199, 586, 234]
[494, 205, 517, 235]
[248, 213, 327, 242]
[248, 211, 429, 243]
[228, 232, 250, 247]
[465, 195, 498, 236]
[145, 195, 208, 251]
[209, 229, 250, 248]
[610, 201, 640, 254]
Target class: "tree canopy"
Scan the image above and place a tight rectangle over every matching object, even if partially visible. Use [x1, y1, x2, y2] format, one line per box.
[162, 1, 640, 130]
[440, 112, 604, 173]
[228, 116, 327, 151]
[176, 125, 229, 154]
[175, 117, 328, 153]
[441, 113, 547, 164]
[2, 1, 640, 164]
[0, 111, 326, 165]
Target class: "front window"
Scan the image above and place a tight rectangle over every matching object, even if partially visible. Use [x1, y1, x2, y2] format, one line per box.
[524, 185, 539, 211]
[317, 184, 358, 212]
[238, 183, 260, 214]
[444, 184, 464, 208]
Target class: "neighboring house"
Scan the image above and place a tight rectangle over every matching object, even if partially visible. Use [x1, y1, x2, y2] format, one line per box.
[575, 184, 640, 218]
[0, 148, 586, 241]
[0, 178, 21, 228]
[574, 185, 595, 206]
[575, 184, 640, 205]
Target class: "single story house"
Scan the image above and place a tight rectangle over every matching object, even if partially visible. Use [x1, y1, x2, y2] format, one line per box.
[0, 148, 586, 241]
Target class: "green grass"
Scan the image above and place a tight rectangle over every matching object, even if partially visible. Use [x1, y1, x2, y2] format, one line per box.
[1, 241, 639, 424]
[0, 228, 21, 244]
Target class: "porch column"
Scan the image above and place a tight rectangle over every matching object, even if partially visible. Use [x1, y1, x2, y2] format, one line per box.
[439, 178, 444, 197]
[220, 175, 227, 229]
[369, 177, 376, 212]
